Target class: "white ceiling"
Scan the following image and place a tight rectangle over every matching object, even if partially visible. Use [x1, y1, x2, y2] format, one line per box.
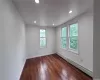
[13, 0, 93, 27]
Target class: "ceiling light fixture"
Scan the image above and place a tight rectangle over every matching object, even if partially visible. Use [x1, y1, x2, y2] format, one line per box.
[34, 21, 36, 23]
[69, 10, 72, 14]
[53, 24, 54, 26]
[35, 0, 39, 4]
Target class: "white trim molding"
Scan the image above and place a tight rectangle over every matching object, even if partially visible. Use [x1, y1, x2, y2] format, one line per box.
[93, 79, 100, 80]
[57, 53, 93, 77]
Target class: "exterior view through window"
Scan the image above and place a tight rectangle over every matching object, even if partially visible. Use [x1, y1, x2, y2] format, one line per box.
[61, 27, 67, 49]
[40, 29, 46, 48]
[69, 23, 78, 51]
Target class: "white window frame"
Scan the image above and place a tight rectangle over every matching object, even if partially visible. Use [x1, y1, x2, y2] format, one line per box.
[61, 27, 67, 49]
[68, 23, 79, 54]
[40, 29, 47, 48]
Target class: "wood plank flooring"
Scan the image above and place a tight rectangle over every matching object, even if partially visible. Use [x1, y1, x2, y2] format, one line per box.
[20, 54, 92, 80]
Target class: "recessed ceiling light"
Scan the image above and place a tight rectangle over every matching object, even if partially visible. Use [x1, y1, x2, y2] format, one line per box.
[34, 21, 36, 23]
[53, 24, 54, 26]
[69, 10, 72, 14]
[35, 0, 39, 4]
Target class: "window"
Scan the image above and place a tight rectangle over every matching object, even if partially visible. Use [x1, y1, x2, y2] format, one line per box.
[68, 23, 78, 51]
[61, 27, 67, 49]
[40, 29, 46, 48]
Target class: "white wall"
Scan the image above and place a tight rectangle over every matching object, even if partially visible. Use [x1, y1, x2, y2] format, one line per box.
[26, 25, 56, 58]
[56, 11, 93, 73]
[0, 0, 26, 80]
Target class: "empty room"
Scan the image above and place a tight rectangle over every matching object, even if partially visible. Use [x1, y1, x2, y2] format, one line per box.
[0, 0, 100, 80]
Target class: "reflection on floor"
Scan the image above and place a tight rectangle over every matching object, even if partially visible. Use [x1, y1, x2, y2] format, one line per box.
[20, 54, 92, 80]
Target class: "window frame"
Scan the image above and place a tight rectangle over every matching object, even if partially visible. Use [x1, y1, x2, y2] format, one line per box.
[68, 23, 79, 54]
[40, 29, 47, 48]
[60, 27, 67, 49]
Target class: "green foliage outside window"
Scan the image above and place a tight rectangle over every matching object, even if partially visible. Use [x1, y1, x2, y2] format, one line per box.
[70, 37, 78, 50]
[61, 38, 67, 48]
[40, 29, 46, 37]
[69, 23, 78, 50]
[40, 38, 46, 47]
[40, 29, 46, 48]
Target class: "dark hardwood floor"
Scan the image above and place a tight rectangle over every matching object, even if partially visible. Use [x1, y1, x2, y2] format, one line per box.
[20, 54, 92, 80]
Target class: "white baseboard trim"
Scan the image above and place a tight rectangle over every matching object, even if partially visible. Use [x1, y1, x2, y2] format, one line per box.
[19, 59, 26, 80]
[26, 53, 55, 59]
[93, 79, 100, 80]
[57, 53, 93, 77]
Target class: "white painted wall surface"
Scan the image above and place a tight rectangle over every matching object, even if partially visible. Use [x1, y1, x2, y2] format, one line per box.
[0, 0, 26, 80]
[56, 11, 93, 72]
[0, 1, 5, 79]
[26, 25, 56, 58]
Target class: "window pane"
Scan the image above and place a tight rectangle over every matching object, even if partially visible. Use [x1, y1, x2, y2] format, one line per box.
[61, 27, 67, 37]
[69, 37, 78, 50]
[40, 29, 46, 37]
[40, 38, 46, 47]
[70, 23, 78, 37]
[61, 38, 67, 48]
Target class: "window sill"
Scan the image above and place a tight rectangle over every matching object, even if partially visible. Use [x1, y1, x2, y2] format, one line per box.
[40, 46, 47, 49]
[62, 48, 67, 50]
[60, 47, 67, 50]
[68, 49, 79, 55]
